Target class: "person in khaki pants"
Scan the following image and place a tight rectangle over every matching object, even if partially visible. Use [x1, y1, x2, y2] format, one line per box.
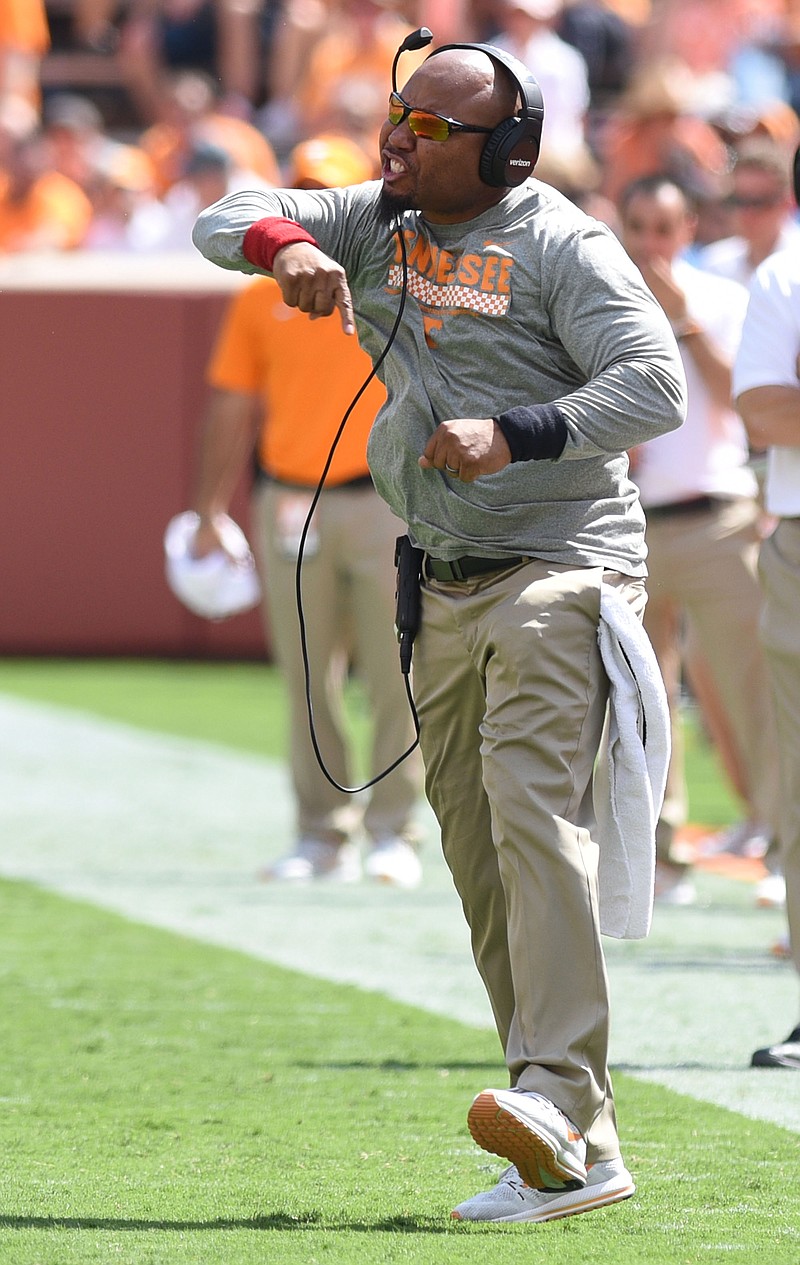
[734, 147, 800, 1067]
[192, 40, 686, 1224]
[618, 173, 781, 907]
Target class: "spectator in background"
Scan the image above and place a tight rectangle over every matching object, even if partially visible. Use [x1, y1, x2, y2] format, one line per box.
[619, 173, 780, 905]
[691, 136, 799, 881]
[699, 137, 800, 284]
[96, 132, 276, 252]
[490, 0, 591, 164]
[736, 100, 800, 154]
[82, 140, 164, 249]
[557, 0, 634, 117]
[120, 137, 233, 250]
[187, 133, 423, 887]
[137, 68, 280, 197]
[532, 137, 620, 228]
[42, 92, 115, 193]
[687, 142, 798, 869]
[734, 149, 800, 1067]
[261, 0, 426, 163]
[635, 0, 786, 116]
[258, 0, 335, 159]
[0, 99, 93, 251]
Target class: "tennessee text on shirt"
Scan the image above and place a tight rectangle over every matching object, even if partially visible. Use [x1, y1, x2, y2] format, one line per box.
[387, 227, 514, 347]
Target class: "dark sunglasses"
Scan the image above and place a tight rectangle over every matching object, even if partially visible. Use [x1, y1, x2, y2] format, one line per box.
[726, 194, 783, 209]
[387, 91, 494, 142]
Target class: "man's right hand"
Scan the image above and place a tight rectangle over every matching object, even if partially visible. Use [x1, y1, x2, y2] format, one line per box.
[272, 242, 355, 334]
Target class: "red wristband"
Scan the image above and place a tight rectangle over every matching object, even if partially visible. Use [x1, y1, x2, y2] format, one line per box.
[242, 217, 319, 271]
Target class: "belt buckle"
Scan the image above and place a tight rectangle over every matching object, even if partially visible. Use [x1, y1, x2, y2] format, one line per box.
[426, 556, 468, 581]
[447, 558, 468, 581]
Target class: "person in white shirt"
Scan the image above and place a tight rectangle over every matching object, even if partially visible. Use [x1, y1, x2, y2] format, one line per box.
[619, 173, 780, 906]
[734, 167, 800, 1067]
[694, 137, 800, 876]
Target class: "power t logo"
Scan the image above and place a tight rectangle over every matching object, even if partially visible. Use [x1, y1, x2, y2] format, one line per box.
[388, 229, 513, 348]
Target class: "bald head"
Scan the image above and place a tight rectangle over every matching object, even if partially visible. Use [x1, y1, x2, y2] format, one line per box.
[407, 46, 519, 124]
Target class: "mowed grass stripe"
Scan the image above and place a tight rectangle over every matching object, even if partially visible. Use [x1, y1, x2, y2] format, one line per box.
[2, 877, 800, 1265]
[0, 657, 739, 825]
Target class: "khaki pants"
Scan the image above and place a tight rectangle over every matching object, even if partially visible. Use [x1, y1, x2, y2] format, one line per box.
[252, 480, 421, 846]
[759, 521, 800, 984]
[643, 498, 779, 861]
[413, 558, 644, 1163]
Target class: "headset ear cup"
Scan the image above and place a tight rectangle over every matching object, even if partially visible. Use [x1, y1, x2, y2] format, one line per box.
[479, 117, 518, 187]
[428, 41, 544, 187]
[502, 133, 540, 186]
[479, 117, 540, 187]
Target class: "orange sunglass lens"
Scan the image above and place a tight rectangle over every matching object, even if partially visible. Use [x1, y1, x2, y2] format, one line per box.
[409, 114, 449, 141]
[387, 96, 449, 141]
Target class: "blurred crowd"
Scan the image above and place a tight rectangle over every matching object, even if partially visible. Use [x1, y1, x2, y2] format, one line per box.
[1, 0, 800, 253]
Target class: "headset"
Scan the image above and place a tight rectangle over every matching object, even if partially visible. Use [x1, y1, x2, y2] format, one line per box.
[394, 29, 544, 188]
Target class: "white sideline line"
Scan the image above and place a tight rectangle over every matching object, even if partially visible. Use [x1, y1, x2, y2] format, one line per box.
[1, 693, 798, 1134]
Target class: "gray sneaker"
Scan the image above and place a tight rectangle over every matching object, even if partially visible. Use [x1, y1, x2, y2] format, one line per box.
[467, 1088, 588, 1190]
[452, 1158, 635, 1223]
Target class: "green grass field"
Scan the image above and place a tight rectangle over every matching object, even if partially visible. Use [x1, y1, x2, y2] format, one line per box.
[3, 879, 800, 1265]
[0, 658, 796, 1265]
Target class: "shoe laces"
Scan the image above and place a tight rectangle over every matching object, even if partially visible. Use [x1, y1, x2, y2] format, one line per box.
[497, 1165, 532, 1195]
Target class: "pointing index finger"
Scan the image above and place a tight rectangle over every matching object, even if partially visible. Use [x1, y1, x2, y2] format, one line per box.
[335, 279, 356, 335]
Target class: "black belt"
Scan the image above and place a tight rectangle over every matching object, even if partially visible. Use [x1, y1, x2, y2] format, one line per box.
[424, 554, 526, 582]
[645, 495, 720, 519]
[257, 472, 374, 491]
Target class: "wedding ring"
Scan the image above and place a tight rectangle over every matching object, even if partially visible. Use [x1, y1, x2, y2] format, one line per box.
[444, 463, 459, 475]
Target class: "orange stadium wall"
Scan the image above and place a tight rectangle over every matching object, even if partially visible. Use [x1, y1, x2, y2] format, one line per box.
[0, 254, 267, 658]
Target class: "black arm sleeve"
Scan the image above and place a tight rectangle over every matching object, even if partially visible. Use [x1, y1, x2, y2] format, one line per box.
[494, 403, 569, 462]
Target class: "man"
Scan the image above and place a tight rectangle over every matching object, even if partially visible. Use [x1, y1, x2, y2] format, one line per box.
[734, 147, 800, 1069]
[697, 137, 800, 883]
[191, 135, 423, 888]
[699, 138, 800, 286]
[193, 38, 686, 1222]
[619, 174, 780, 907]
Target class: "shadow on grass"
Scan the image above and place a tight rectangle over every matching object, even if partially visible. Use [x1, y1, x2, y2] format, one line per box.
[609, 954, 790, 973]
[0, 1214, 473, 1235]
[612, 1061, 751, 1073]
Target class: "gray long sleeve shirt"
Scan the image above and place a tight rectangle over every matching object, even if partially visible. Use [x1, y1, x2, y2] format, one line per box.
[193, 179, 686, 575]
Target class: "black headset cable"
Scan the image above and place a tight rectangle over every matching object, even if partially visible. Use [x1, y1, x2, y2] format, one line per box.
[294, 223, 420, 794]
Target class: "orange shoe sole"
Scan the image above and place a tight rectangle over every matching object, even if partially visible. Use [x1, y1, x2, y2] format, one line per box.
[467, 1091, 586, 1192]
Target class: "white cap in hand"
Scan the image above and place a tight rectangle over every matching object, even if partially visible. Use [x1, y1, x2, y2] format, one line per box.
[164, 511, 261, 620]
